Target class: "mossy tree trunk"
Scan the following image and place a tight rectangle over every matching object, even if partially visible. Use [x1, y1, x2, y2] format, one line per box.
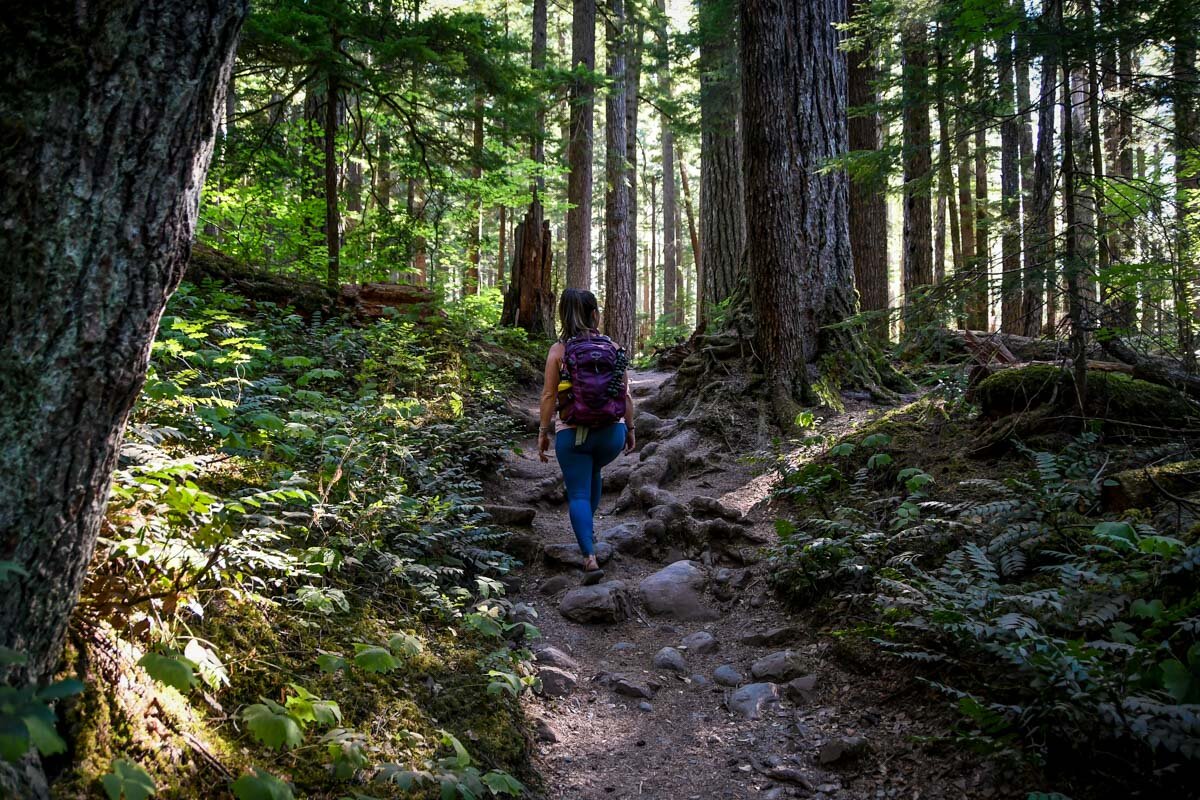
[740, 0, 888, 422]
[0, 0, 247, 692]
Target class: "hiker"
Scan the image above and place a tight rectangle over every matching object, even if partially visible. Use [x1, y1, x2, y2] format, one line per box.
[537, 289, 636, 579]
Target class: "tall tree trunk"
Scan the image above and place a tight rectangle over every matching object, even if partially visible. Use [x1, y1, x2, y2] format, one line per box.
[567, 0, 596, 289]
[741, 0, 875, 418]
[466, 88, 484, 295]
[657, 0, 678, 324]
[901, 18, 933, 330]
[650, 171, 658, 329]
[1026, 0, 1058, 336]
[604, 0, 635, 349]
[678, 150, 701, 324]
[936, 41, 962, 279]
[998, 21, 1023, 332]
[1015, 2, 1039, 333]
[969, 47, 990, 330]
[498, 205, 507, 289]
[532, 0, 548, 194]
[698, 0, 745, 326]
[502, 0, 555, 333]
[848, 0, 889, 340]
[1061, 24, 1089, 409]
[625, 19, 644, 319]
[0, 0, 246, 704]
[1173, 2, 1199, 366]
[1069, 65, 1098, 316]
[957, 95, 977, 328]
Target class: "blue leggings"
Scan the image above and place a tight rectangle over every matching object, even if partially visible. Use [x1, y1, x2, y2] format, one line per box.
[555, 423, 627, 557]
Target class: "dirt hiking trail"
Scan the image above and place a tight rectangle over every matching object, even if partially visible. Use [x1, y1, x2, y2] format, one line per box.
[489, 369, 1017, 800]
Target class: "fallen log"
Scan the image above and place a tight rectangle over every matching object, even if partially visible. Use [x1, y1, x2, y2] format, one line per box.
[1102, 459, 1200, 511]
[942, 329, 1100, 362]
[1098, 335, 1200, 401]
[341, 281, 438, 319]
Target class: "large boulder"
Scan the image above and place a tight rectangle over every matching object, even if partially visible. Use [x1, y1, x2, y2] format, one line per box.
[638, 560, 717, 621]
[559, 581, 632, 624]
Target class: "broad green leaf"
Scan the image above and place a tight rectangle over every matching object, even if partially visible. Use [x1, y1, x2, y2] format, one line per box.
[828, 442, 855, 457]
[137, 653, 198, 693]
[316, 652, 347, 673]
[36, 678, 84, 701]
[482, 770, 525, 796]
[230, 769, 295, 800]
[241, 703, 303, 750]
[388, 632, 423, 657]
[861, 433, 892, 448]
[0, 716, 29, 762]
[353, 646, 401, 674]
[101, 759, 157, 800]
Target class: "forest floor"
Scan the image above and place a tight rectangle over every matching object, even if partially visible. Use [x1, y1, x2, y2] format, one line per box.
[488, 370, 1023, 800]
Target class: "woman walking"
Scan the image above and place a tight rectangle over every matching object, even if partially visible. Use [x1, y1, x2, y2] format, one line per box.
[538, 289, 636, 579]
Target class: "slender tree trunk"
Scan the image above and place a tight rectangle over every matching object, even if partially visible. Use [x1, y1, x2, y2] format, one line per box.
[650, 171, 658, 329]
[567, 0, 596, 289]
[532, 0, 548, 194]
[1173, 4, 1199, 365]
[698, 0, 745, 326]
[741, 0, 875, 416]
[0, 0, 247, 703]
[999, 22, 1023, 332]
[678, 150, 701, 323]
[466, 88, 484, 295]
[1026, 0, 1058, 337]
[957, 96, 977, 327]
[848, 0, 889, 340]
[657, 0, 678, 324]
[1015, 3, 1039, 333]
[901, 18, 933, 329]
[936, 42, 962, 278]
[969, 47, 990, 330]
[604, 0, 635, 349]
[1069, 65, 1098, 317]
[498, 205, 507, 289]
[1062, 28, 1089, 409]
[625, 19, 643, 318]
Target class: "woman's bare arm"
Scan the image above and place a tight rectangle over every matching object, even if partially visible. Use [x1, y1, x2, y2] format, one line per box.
[539, 342, 564, 434]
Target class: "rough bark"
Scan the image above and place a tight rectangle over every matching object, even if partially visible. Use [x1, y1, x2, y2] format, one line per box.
[657, 0, 678, 324]
[698, 0, 745, 325]
[998, 23, 1023, 333]
[1173, 4, 1199, 366]
[678, 151, 701, 323]
[969, 47, 990, 331]
[532, 0, 548, 193]
[1062, 35, 1091, 409]
[1026, 0, 1058, 337]
[936, 41, 962, 280]
[604, 0, 635, 350]
[567, 0, 596, 289]
[0, 0, 247, 698]
[1015, 2, 1039, 334]
[901, 18, 934, 330]
[741, 0, 876, 416]
[957, 95, 977, 327]
[625, 19, 644, 319]
[848, 0, 889, 340]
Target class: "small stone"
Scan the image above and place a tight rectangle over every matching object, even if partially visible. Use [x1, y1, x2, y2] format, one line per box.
[539, 574, 575, 596]
[817, 784, 840, 793]
[638, 701, 653, 712]
[740, 626, 801, 647]
[713, 665, 744, 687]
[611, 641, 637, 653]
[727, 682, 780, 719]
[681, 631, 718, 654]
[653, 647, 688, 673]
[613, 677, 655, 699]
[533, 716, 559, 742]
[537, 666, 577, 698]
[597, 521, 650, 556]
[689, 673, 711, 688]
[767, 767, 815, 789]
[544, 541, 614, 568]
[750, 650, 806, 681]
[818, 735, 868, 765]
[762, 789, 787, 800]
[713, 568, 733, 584]
[749, 592, 767, 608]
[782, 675, 818, 703]
[510, 602, 538, 624]
[534, 645, 579, 671]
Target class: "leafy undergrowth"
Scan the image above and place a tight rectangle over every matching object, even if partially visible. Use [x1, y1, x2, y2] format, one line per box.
[51, 278, 546, 799]
[767, 373, 1200, 799]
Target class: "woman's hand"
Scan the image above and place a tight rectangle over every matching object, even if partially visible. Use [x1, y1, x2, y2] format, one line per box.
[538, 430, 551, 462]
[624, 427, 636, 454]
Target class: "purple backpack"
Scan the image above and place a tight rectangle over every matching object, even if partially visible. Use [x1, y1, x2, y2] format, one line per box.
[560, 331, 628, 427]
